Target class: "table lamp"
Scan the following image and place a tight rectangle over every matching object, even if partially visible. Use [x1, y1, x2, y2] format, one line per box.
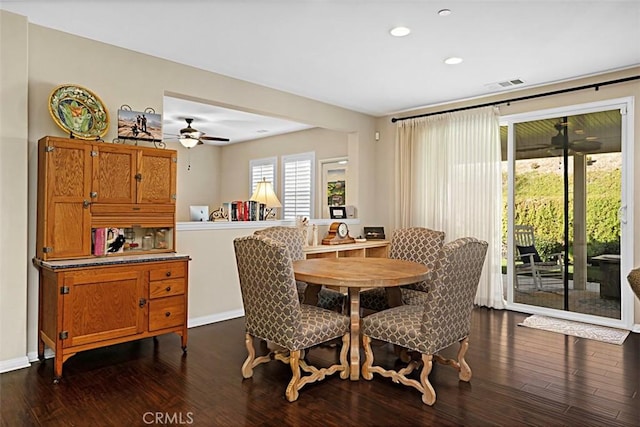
[250, 178, 282, 220]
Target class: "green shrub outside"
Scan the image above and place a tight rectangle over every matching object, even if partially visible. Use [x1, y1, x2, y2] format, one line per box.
[502, 168, 620, 261]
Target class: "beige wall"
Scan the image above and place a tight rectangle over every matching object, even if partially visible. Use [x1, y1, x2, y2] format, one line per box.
[0, 11, 378, 368]
[175, 144, 222, 222]
[374, 67, 640, 324]
[0, 11, 30, 369]
[219, 127, 348, 214]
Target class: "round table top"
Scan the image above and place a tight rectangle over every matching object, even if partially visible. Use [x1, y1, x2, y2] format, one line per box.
[292, 257, 429, 288]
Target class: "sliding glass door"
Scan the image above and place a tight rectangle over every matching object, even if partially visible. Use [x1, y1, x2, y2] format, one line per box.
[502, 99, 634, 329]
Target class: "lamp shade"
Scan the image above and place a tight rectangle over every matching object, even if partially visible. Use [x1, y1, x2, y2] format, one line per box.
[250, 178, 282, 207]
[179, 136, 199, 149]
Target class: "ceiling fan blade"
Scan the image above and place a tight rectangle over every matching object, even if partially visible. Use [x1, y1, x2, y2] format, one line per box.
[570, 140, 601, 153]
[516, 144, 551, 152]
[200, 135, 230, 142]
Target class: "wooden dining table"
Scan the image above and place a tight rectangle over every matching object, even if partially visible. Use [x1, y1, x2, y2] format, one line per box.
[292, 257, 430, 380]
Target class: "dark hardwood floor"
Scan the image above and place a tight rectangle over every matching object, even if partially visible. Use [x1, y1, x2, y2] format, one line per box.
[2, 308, 638, 426]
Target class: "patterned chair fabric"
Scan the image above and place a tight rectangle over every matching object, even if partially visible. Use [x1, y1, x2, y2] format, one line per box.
[360, 237, 488, 405]
[360, 227, 445, 311]
[233, 235, 350, 402]
[254, 226, 346, 311]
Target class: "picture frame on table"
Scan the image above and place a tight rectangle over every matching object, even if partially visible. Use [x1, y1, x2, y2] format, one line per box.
[329, 206, 347, 219]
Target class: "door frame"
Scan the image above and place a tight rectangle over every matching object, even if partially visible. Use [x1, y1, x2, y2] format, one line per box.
[501, 96, 635, 330]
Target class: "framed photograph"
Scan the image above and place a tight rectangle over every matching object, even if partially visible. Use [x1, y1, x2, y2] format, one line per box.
[329, 206, 347, 219]
[117, 109, 162, 142]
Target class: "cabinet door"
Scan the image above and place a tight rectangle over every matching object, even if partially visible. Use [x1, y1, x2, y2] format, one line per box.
[38, 138, 92, 259]
[137, 150, 176, 204]
[92, 144, 137, 204]
[62, 269, 145, 348]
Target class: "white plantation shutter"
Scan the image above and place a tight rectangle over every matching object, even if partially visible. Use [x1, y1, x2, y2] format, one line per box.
[249, 157, 277, 194]
[282, 152, 315, 220]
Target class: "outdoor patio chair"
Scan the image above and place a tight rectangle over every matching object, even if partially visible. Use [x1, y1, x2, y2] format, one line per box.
[514, 225, 564, 290]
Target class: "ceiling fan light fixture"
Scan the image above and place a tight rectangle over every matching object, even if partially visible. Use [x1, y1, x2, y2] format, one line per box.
[179, 118, 202, 138]
[179, 136, 199, 149]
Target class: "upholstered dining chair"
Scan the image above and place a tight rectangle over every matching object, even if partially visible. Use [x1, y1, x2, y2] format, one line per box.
[360, 237, 488, 405]
[254, 226, 346, 311]
[360, 227, 445, 311]
[233, 235, 350, 402]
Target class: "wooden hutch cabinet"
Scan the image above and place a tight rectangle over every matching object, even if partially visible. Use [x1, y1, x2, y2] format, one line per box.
[36, 136, 177, 260]
[34, 136, 189, 383]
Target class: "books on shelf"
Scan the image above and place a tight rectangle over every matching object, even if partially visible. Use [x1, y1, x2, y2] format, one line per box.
[92, 227, 125, 255]
[226, 200, 267, 221]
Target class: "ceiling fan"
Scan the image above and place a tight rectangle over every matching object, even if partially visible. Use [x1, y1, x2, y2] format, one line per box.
[516, 121, 602, 154]
[173, 118, 230, 148]
[549, 121, 602, 154]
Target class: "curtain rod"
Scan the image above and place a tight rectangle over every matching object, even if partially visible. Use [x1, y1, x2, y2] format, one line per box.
[390, 75, 640, 123]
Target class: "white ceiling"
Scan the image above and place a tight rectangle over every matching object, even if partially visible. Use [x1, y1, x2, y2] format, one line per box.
[162, 96, 314, 144]
[3, 1, 639, 143]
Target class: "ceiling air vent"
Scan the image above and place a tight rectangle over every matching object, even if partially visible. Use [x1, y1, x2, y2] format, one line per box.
[484, 78, 525, 90]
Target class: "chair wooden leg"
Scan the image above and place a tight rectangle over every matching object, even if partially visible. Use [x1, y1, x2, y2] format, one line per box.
[361, 335, 374, 380]
[286, 350, 302, 402]
[241, 333, 256, 378]
[419, 354, 436, 406]
[457, 337, 472, 381]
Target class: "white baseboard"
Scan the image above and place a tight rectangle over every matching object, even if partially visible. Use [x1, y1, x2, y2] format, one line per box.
[187, 309, 244, 328]
[0, 356, 30, 374]
[632, 323, 640, 333]
[27, 348, 54, 363]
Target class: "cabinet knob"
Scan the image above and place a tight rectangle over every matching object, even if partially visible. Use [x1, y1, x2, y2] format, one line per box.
[165, 312, 171, 317]
[165, 286, 171, 292]
[165, 271, 172, 277]
[139, 298, 147, 308]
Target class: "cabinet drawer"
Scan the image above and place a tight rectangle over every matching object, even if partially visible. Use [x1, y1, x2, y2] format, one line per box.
[148, 296, 185, 331]
[149, 262, 185, 281]
[149, 278, 185, 299]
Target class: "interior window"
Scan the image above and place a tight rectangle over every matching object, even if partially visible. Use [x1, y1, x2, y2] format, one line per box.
[282, 152, 315, 219]
[249, 157, 277, 195]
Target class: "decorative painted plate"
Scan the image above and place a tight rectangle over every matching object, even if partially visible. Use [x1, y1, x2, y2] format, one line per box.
[48, 84, 109, 139]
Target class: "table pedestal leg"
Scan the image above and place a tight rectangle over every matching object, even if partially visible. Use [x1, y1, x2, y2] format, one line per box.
[348, 287, 360, 381]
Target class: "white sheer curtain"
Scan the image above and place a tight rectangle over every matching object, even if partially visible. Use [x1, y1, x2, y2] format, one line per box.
[394, 106, 505, 309]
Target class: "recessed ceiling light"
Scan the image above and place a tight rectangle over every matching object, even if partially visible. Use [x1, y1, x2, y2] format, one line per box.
[438, 9, 452, 16]
[444, 56, 463, 65]
[390, 26, 411, 37]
